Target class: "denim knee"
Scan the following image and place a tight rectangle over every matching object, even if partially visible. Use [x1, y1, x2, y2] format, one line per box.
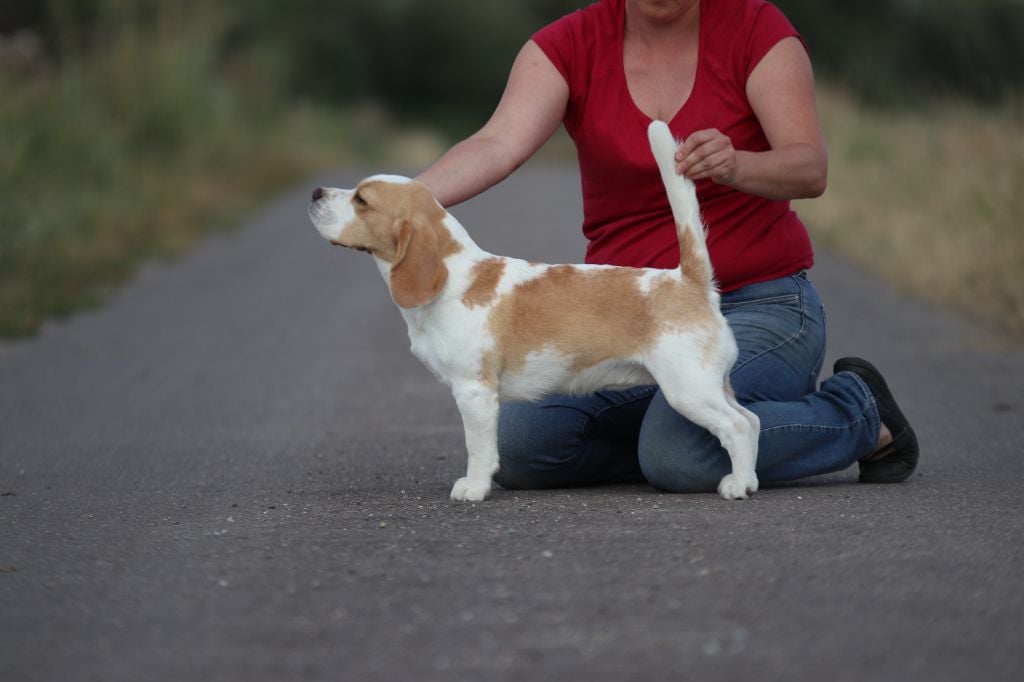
[494, 402, 581, 490]
[494, 404, 536, 490]
[637, 397, 730, 494]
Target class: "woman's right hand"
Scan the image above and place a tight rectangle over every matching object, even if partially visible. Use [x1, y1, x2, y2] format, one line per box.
[675, 128, 739, 186]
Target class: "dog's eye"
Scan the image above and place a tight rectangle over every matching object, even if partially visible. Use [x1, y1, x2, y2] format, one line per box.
[354, 193, 368, 207]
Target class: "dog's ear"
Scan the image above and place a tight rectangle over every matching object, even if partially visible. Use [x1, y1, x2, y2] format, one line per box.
[389, 215, 449, 309]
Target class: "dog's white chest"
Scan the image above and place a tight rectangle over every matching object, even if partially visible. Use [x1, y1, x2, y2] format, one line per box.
[401, 296, 493, 386]
[403, 311, 466, 386]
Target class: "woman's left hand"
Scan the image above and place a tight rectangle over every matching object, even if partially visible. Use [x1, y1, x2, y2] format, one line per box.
[675, 129, 738, 185]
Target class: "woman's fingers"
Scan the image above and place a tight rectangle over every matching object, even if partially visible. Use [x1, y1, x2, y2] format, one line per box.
[674, 129, 736, 184]
[686, 149, 737, 183]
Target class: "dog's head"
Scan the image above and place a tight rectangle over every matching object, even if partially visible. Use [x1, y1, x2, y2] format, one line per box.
[308, 175, 458, 309]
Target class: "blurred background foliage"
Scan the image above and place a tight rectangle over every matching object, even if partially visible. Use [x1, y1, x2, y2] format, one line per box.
[1, 0, 1022, 337]
[7, 0, 1022, 129]
[780, 0, 1024, 105]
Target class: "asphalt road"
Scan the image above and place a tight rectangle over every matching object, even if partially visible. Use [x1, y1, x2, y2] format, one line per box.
[2, 164, 1022, 682]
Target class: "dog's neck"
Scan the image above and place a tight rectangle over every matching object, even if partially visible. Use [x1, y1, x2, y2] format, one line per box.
[440, 212, 487, 261]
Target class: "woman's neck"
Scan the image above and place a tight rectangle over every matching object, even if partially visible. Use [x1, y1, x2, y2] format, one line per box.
[624, 0, 700, 44]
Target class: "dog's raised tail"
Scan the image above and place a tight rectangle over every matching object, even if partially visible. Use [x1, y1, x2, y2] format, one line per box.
[647, 121, 713, 290]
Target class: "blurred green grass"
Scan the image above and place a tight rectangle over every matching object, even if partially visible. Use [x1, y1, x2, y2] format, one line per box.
[0, 3, 440, 337]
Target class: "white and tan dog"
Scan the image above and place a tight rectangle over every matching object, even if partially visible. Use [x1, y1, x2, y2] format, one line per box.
[308, 121, 759, 501]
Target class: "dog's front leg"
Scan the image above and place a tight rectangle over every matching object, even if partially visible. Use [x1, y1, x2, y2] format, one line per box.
[449, 382, 501, 502]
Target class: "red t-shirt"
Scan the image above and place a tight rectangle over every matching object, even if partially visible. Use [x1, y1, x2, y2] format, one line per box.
[532, 0, 814, 291]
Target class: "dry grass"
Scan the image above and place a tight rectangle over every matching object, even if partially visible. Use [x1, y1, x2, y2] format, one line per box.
[797, 87, 1024, 334]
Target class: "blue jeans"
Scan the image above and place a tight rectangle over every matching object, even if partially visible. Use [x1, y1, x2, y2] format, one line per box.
[495, 272, 881, 493]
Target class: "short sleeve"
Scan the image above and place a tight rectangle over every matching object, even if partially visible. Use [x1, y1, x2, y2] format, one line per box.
[743, 2, 807, 79]
[531, 12, 576, 86]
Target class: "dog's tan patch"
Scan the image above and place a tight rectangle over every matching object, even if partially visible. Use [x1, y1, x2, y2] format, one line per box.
[487, 266, 650, 375]
[649, 271, 720, 364]
[439, 224, 463, 259]
[677, 228, 710, 288]
[648, 271, 717, 333]
[484, 265, 720, 377]
[463, 258, 506, 308]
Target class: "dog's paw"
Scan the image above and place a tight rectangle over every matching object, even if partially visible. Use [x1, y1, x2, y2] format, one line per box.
[717, 473, 759, 500]
[450, 477, 491, 502]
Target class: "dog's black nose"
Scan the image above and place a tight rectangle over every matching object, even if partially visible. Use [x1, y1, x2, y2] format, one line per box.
[311, 187, 324, 202]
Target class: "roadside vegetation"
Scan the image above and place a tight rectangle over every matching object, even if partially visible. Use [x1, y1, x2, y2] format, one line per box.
[0, 0, 1021, 337]
[0, 5, 346, 336]
[798, 88, 1023, 334]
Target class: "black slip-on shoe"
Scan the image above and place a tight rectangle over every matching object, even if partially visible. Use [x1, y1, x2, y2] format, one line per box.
[833, 357, 919, 484]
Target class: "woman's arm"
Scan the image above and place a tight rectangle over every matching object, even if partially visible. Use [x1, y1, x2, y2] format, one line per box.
[675, 36, 828, 200]
[416, 40, 570, 208]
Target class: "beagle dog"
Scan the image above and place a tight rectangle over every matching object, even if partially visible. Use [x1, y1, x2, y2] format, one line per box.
[308, 121, 759, 501]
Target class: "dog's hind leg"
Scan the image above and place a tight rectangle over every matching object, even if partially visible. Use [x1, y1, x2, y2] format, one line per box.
[647, 352, 759, 500]
[724, 376, 761, 466]
[449, 382, 501, 502]
[667, 388, 759, 499]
